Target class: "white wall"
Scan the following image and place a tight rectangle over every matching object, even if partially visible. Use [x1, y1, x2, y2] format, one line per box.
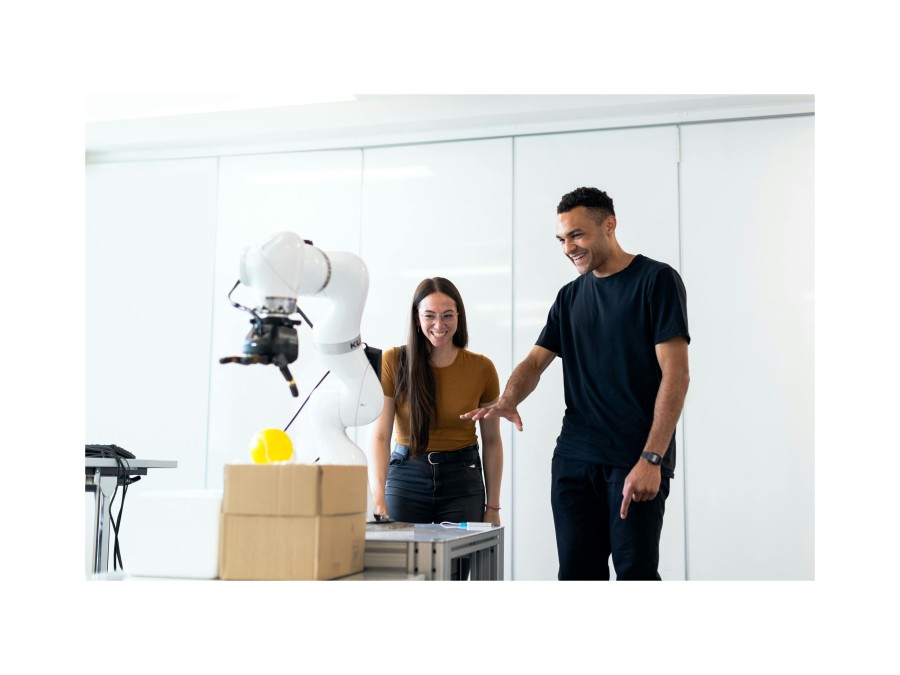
[85, 158, 218, 487]
[85, 158, 218, 573]
[512, 125, 684, 580]
[358, 138, 514, 578]
[206, 149, 364, 479]
[85, 111, 815, 580]
[680, 116, 815, 579]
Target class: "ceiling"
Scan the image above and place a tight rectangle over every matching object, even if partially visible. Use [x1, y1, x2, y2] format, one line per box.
[85, 94, 814, 162]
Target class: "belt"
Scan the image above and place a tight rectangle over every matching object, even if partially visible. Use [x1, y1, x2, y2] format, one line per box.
[393, 444, 479, 465]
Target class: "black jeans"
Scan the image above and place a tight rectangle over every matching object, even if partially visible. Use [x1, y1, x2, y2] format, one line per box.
[551, 454, 669, 580]
[385, 444, 486, 580]
[385, 444, 486, 523]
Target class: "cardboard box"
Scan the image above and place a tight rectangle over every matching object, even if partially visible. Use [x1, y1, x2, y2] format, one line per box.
[218, 512, 366, 580]
[219, 464, 368, 580]
[222, 464, 367, 516]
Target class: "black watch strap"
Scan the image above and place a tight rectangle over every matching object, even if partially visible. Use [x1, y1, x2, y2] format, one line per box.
[641, 451, 662, 465]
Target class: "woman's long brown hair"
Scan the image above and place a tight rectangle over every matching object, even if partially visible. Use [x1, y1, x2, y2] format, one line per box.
[395, 277, 469, 456]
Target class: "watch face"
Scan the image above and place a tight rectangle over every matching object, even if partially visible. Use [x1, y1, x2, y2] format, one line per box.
[643, 452, 661, 464]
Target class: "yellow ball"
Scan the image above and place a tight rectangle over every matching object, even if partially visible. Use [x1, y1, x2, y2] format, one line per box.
[249, 428, 293, 464]
[249, 442, 268, 464]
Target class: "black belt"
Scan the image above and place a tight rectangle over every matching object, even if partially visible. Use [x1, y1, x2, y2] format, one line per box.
[393, 444, 479, 465]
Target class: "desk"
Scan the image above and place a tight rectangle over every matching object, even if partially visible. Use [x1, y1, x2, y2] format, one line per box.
[339, 569, 426, 581]
[364, 522, 504, 580]
[85, 458, 177, 575]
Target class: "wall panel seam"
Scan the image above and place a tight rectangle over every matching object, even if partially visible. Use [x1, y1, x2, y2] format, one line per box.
[510, 136, 517, 580]
[676, 125, 690, 580]
[203, 156, 222, 490]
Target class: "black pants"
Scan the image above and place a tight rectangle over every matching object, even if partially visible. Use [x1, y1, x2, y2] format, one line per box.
[551, 454, 669, 580]
[385, 444, 485, 522]
[385, 444, 485, 580]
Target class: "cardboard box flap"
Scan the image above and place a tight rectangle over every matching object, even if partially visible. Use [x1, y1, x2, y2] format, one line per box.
[223, 464, 366, 516]
[223, 464, 317, 516]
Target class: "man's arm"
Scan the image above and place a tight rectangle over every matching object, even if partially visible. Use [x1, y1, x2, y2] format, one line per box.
[620, 335, 690, 518]
[460, 345, 556, 431]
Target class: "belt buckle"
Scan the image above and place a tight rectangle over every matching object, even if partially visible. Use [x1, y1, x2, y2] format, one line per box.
[427, 452, 440, 465]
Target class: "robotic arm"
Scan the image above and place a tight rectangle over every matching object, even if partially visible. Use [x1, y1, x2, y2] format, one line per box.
[220, 232, 384, 514]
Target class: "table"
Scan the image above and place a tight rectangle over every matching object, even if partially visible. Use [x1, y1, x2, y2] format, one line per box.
[85, 458, 177, 575]
[363, 522, 504, 580]
[339, 569, 426, 581]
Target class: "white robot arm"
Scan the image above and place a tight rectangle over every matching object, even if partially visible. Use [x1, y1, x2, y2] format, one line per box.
[220, 232, 384, 516]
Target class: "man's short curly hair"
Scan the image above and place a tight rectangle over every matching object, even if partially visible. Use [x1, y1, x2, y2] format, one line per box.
[557, 187, 615, 224]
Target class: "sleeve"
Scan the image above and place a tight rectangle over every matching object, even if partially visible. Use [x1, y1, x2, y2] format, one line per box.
[535, 287, 564, 355]
[479, 357, 501, 405]
[380, 346, 398, 397]
[649, 266, 691, 345]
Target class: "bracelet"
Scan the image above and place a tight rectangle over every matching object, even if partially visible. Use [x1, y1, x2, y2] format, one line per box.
[485, 504, 501, 510]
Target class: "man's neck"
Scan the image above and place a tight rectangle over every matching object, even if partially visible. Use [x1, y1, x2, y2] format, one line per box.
[593, 251, 636, 278]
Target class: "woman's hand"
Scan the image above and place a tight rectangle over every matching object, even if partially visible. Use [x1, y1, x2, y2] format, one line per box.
[483, 508, 501, 526]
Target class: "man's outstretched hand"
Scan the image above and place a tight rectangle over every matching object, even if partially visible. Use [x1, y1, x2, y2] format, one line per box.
[460, 400, 523, 432]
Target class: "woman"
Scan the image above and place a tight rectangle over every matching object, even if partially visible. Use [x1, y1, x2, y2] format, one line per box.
[371, 277, 503, 531]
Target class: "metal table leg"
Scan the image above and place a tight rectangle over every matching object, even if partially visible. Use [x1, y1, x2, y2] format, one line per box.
[90, 469, 118, 575]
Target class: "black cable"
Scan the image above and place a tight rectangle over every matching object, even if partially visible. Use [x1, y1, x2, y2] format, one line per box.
[284, 370, 331, 432]
[86, 444, 135, 572]
[111, 476, 140, 570]
[109, 491, 122, 569]
[98, 450, 125, 571]
[295, 305, 314, 329]
[226, 279, 264, 334]
[110, 452, 126, 570]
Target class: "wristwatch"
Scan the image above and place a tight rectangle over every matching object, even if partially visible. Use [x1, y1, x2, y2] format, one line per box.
[641, 451, 663, 466]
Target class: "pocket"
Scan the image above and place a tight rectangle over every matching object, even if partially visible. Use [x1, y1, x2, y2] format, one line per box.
[389, 452, 405, 466]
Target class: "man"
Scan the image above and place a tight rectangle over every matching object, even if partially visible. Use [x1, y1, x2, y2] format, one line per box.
[462, 187, 690, 580]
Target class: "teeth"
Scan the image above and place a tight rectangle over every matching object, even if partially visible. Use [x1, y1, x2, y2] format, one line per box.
[432, 331, 447, 337]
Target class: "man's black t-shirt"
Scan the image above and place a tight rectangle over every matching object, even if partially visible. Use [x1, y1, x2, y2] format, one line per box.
[536, 254, 690, 478]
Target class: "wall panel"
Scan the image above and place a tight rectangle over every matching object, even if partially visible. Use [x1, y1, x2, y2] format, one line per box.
[85, 159, 218, 486]
[85, 158, 218, 572]
[207, 150, 363, 484]
[358, 138, 514, 577]
[680, 116, 814, 579]
[513, 126, 684, 579]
